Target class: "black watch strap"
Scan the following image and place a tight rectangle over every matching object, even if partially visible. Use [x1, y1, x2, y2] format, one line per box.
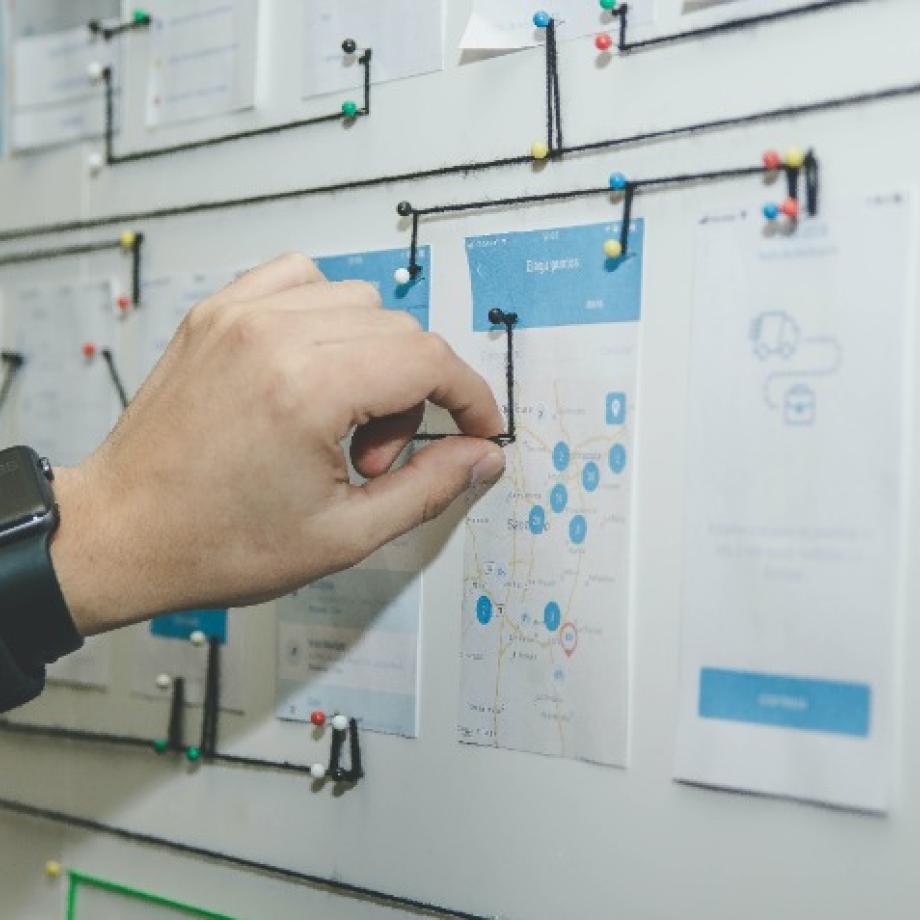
[0, 527, 83, 669]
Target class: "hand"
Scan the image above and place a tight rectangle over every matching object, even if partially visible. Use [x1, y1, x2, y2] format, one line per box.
[50, 253, 506, 636]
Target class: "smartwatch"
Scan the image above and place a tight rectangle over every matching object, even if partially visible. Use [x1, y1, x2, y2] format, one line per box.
[0, 446, 82, 669]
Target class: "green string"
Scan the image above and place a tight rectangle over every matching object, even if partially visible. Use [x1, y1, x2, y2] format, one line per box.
[66, 870, 238, 920]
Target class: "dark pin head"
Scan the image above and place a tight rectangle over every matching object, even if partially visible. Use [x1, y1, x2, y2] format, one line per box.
[488, 308, 506, 325]
[341, 38, 357, 54]
[396, 200, 413, 217]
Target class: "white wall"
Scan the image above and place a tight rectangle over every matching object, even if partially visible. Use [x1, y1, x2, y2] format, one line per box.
[2, 1, 920, 918]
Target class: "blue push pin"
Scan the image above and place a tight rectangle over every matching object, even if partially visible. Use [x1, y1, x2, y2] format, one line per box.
[762, 203, 780, 221]
[609, 172, 628, 191]
[533, 10, 552, 28]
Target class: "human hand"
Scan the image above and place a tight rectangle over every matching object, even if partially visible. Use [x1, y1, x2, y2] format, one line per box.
[50, 253, 506, 635]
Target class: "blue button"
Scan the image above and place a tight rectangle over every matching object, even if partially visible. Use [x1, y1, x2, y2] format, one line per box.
[698, 668, 871, 737]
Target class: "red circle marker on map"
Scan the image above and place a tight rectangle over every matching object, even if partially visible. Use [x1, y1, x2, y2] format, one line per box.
[560, 622, 578, 657]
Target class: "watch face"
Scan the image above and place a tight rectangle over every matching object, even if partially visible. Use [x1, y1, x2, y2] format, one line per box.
[0, 448, 50, 530]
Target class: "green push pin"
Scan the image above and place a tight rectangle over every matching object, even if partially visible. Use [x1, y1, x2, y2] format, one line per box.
[133, 8, 150, 23]
[341, 100, 358, 119]
[153, 738, 168, 754]
[185, 745, 201, 763]
[600, 0, 618, 9]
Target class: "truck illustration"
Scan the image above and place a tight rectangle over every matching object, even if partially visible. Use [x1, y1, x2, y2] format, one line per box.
[750, 310, 800, 360]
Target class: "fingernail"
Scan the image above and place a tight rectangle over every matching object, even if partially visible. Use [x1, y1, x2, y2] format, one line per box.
[469, 448, 506, 488]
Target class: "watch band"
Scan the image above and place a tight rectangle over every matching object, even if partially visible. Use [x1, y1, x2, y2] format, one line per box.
[0, 526, 83, 669]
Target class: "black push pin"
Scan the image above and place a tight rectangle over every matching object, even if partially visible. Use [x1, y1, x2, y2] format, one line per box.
[342, 37, 357, 54]
[396, 200, 413, 217]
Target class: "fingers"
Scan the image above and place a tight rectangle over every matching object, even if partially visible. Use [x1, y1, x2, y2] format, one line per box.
[338, 437, 506, 555]
[214, 252, 326, 304]
[254, 279, 384, 315]
[323, 334, 505, 440]
[350, 405, 425, 479]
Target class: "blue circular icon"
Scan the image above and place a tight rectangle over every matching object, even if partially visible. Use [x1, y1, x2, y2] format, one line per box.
[476, 595, 493, 625]
[582, 461, 600, 492]
[544, 601, 561, 632]
[569, 514, 587, 545]
[609, 443, 627, 474]
[550, 483, 568, 513]
[528, 505, 546, 534]
[552, 441, 570, 472]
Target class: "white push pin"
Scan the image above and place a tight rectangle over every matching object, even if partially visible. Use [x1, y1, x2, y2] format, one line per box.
[309, 762, 326, 780]
[189, 629, 206, 647]
[393, 267, 412, 286]
[86, 60, 105, 83]
[86, 151, 104, 175]
[331, 713, 348, 731]
[155, 673, 172, 691]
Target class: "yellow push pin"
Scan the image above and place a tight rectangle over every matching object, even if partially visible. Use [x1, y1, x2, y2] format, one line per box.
[44, 860, 62, 879]
[531, 140, 549, 160]
[603, 239, 623, 259]
[784, 146, 806, 169]
[119, 230, 136, 250]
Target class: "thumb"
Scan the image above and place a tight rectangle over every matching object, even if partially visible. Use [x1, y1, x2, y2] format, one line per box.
[342, 437, 506, 556]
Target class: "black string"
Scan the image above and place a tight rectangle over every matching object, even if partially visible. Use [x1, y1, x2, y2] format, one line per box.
[544, 20, 554, 151]
[100, 45, 372, 166]
[0, 352, 24, 415]
[0, 797, 492, 920]
[0, 717, 320, 778]
[166, 677, 185, 753]
[549, 20, 563, 153]
[0, 78, 912, 244]
[413, 310, 517, 446]
[619, 185, 635, 252]
[88, 13, 151, 41]
[100, 349, 129, 410]
[199, 638, 221, 758]
[0, 235, 143, 306]
[615, 0, 873, 53]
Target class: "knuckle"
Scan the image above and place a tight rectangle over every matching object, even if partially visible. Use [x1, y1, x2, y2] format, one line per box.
[182, 296, 218, 336]
[423, 331, 453, 363]
[278, 251, 317, 280]
[392, 310, 422, 333]
[340, 280, 383, 309]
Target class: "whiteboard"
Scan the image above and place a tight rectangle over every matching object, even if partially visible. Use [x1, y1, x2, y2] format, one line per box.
[2, 1, 920, 918]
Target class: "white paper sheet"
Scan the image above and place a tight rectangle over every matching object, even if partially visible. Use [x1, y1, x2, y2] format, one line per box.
[11, 25, 114, 150]
[301, 0, 443, 99]
[460, 0, 653, 50]
[145, 0, 259, 127]
[12, 279, 121, 468]
[457, 220, 644, 765]
[674, 193, 914, 811]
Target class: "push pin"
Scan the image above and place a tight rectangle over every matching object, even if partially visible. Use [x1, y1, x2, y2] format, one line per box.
[600, 0, 620, 8]
[780, 198, 800, 219]
[189, 629, 206, 647]
[532, 10, 552, 28]
[133, 8, 151, 24]
[608, 171, 628, 191]
[86, 61, 105, 83]
[86, 152, 104, 175]
[595, 33, 613, 51]
[116, 295, 131, 312]
[762, 203, 780, 221]
[341, 100, 358, 119]
[310, 710, 326, 727]
[185, 745, 201, 763]
[309, 762, 326, 780]
[784, 146, 806, 170]
[603, 239, 623, 259]
[155, 672, 172, 690]
[119, 231, 136, 250]
[396, 200, 413, 217]
[153, 738, 168, 754]
[341, 38, 357, 54]
[393, 267, 412, 285]
[82, 342, 97, 360]
[762, 150, 782, 171]
[531, 140, 549, 160]
[331, 713, 348, 732]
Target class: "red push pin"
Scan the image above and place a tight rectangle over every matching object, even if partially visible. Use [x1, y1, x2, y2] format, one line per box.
[780, 198, 800, 219]
[762, 150, 782, 171]
[595, 32, 613, 51]
[82, 342, 97, 360]
[116, 295, 131, 312]
[309, 710, 326, 727]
